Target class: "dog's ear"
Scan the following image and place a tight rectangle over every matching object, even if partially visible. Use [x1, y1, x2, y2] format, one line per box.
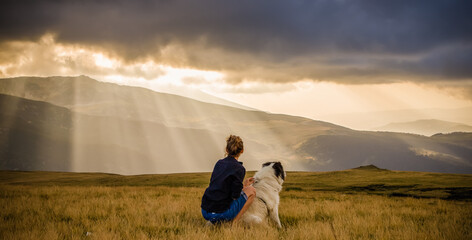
[272, 162, 285, 181]
[262, 162, 272, 167]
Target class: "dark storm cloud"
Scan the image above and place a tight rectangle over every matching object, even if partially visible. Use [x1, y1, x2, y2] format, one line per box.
[1, 0, 471, 83]
[400, 45, 472, 80]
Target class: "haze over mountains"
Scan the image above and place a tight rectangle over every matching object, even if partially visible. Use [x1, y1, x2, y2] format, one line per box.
[375, 119, 472, 136]
[321, 107, 472, 131]
[0, 76, 471, 174]
[148, 84, 257, 111]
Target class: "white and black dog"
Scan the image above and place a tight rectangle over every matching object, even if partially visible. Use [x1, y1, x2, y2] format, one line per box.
[242, 162, 285, 228]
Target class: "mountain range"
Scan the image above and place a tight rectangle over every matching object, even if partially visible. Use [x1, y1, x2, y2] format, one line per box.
[321, 107, 472, 131]
[375, 119, 472, 136]
[0, 76, 471, 174]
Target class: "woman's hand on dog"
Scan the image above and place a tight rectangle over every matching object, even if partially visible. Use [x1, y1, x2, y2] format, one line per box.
[244, 177, 255, 187]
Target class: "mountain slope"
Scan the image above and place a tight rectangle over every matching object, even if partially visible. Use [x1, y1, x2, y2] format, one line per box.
[374, 119, 472, 136]
[298, 131, 472, 173]
[151, 84, 257, 111]
[1, 76, 471, 174]
[0, 94, 227, 173]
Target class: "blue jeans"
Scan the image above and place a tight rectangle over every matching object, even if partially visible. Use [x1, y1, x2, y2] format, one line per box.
[202, 192, 247, 223]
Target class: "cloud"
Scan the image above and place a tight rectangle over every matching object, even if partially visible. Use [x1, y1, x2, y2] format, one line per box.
[1, 0, 471, 87]
[0, 34, 165, 80]
[219, 81, 297, 94]
[410, 147, 471, 167]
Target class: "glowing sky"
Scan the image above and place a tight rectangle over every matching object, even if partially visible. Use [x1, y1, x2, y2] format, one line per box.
[1, 0, 471, 129]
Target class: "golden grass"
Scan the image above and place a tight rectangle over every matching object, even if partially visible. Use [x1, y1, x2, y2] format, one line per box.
[0, 170, 471, 239]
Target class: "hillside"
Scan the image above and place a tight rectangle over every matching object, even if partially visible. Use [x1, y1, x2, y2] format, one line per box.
[1, 76, 471, 174]
[375, 119, 472, 136]
[0, 94, 234, 174]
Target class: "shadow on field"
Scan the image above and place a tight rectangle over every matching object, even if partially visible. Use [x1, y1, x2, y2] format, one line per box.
[342, 184, 472, 201]
[282, 167, 472, 201]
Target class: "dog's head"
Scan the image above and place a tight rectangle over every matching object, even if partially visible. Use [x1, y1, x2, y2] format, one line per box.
[261, 161, 285, 182]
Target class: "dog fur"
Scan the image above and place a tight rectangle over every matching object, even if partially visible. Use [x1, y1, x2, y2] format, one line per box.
[241, 162, 285, 228]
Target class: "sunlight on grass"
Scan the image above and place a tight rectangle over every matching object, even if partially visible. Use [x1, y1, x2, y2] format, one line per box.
[1, 170, 471, 239]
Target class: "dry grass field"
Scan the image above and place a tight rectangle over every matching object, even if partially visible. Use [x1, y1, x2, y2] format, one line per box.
[1, 166, 471, 239]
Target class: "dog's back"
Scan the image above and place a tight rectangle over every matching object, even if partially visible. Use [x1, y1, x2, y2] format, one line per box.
[241, 162, 285, 227]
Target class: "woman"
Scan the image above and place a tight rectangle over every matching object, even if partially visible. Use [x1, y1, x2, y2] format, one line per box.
[201, 135, 256, 224]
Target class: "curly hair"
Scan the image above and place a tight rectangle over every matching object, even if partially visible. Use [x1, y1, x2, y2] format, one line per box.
[225, 135, 244, 157]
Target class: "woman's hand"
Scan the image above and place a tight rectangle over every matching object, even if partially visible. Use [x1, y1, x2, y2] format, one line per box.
[244, 177, 255, 187]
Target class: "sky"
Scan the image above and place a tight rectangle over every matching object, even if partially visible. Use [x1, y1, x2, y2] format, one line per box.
[1, 0, 472, 129]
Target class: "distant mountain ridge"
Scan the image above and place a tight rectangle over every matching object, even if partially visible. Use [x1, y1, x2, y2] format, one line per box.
[1, 76, 471, 174]
[375, 119, 472, 136]
[321, 107, 472, 131]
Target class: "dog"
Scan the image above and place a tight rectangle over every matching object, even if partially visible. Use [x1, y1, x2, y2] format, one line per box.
[241, 161, 285, 228]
